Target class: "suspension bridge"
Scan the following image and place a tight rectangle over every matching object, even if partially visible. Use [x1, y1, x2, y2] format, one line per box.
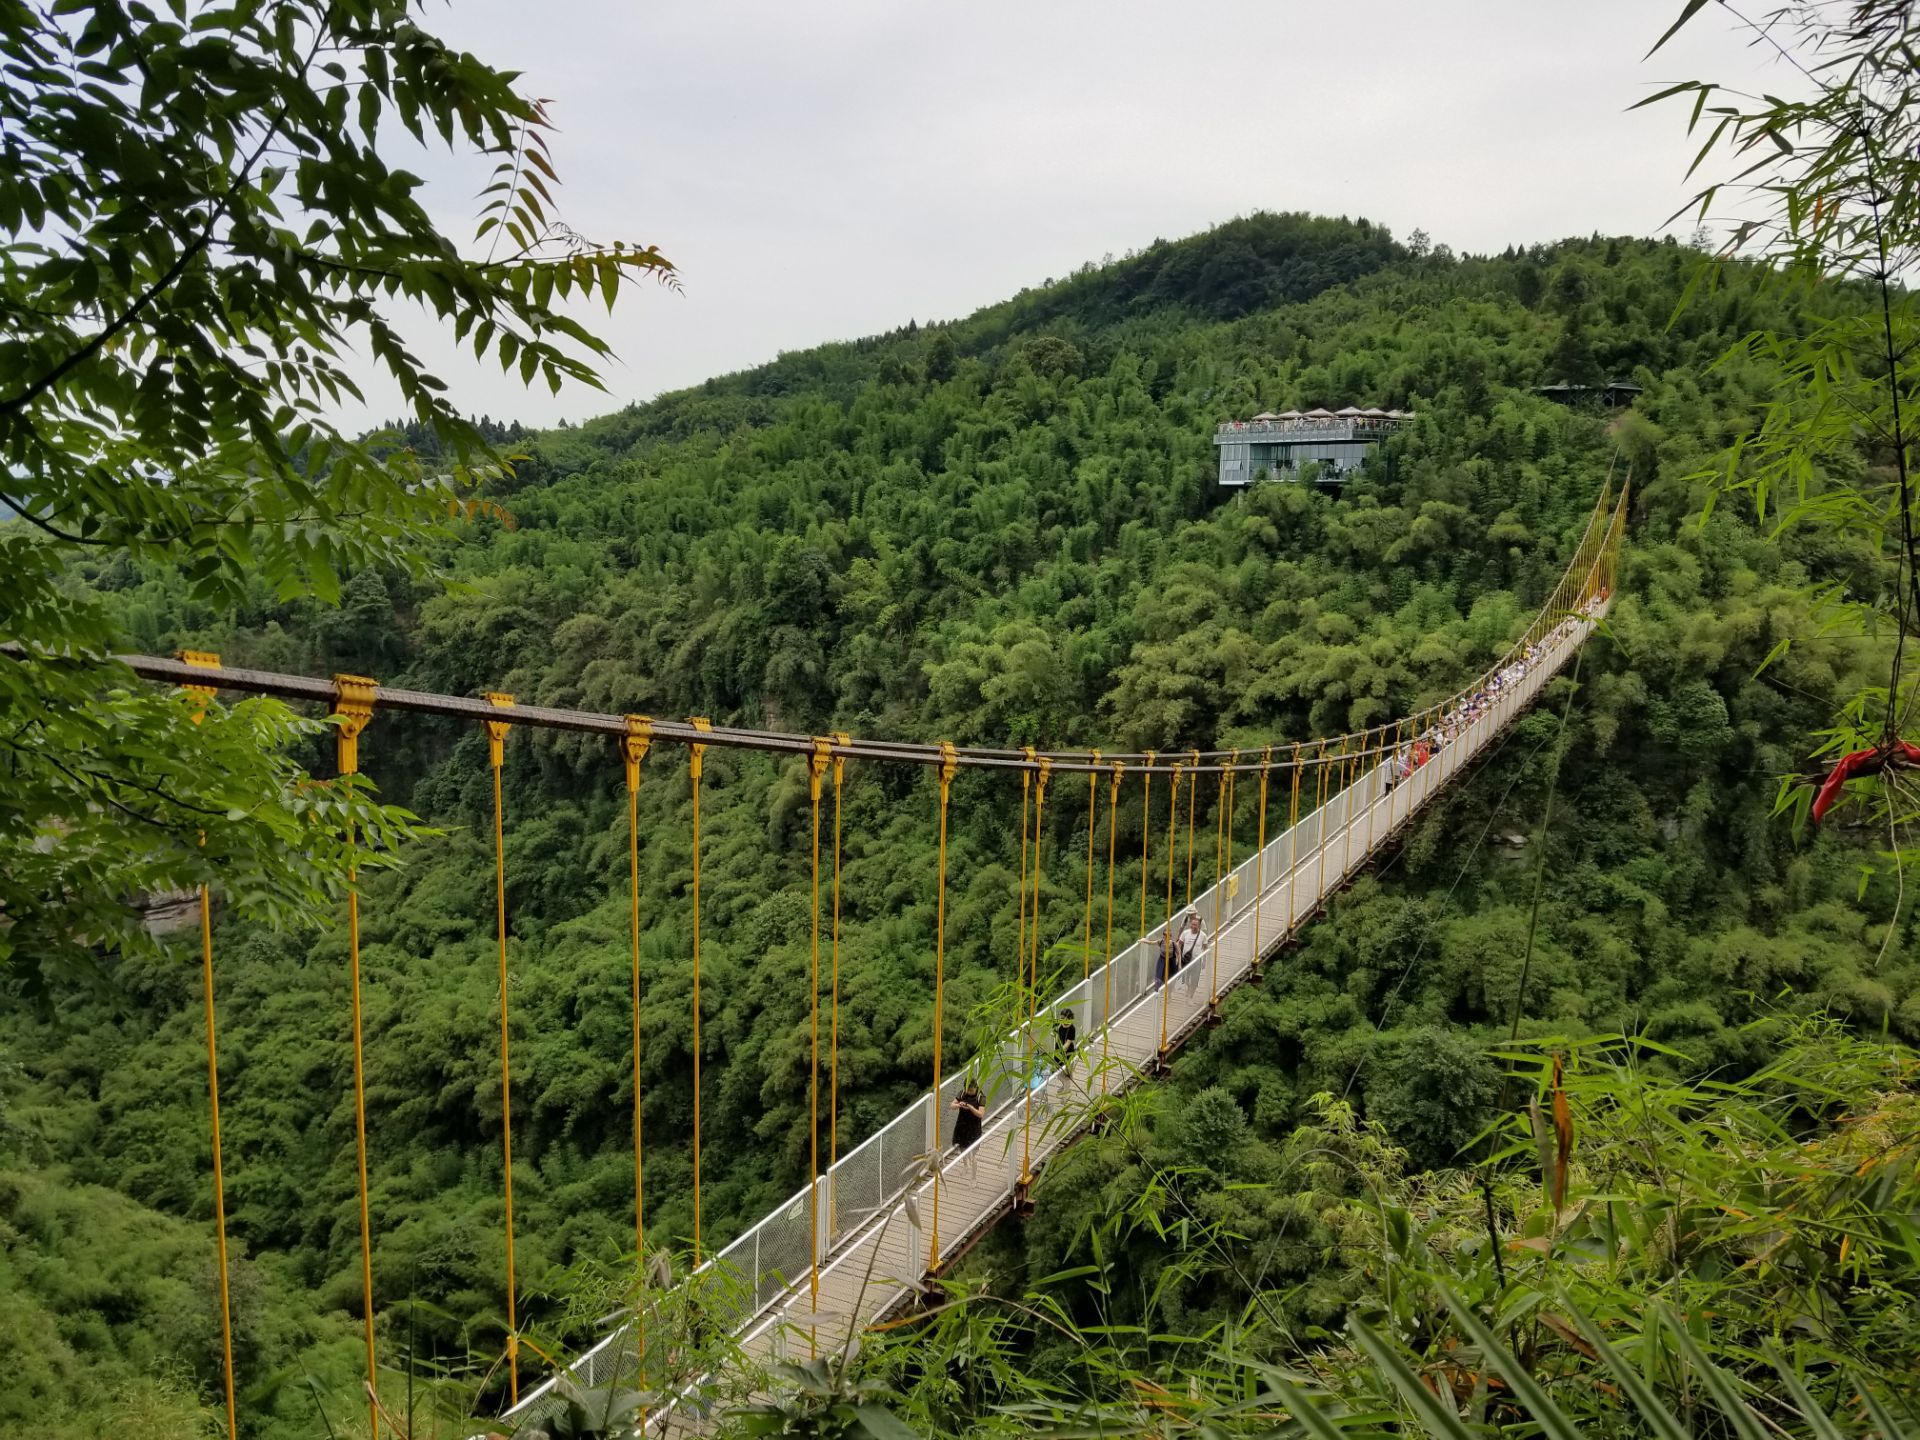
[82, 483, 1625, 1438]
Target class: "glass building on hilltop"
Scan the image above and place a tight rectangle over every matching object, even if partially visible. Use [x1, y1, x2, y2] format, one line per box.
[1213, 406, 1413, 487]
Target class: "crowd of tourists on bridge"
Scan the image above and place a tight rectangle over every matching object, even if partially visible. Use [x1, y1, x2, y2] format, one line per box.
[1389, 591, 1608, 786]
[944, 591, 1609, 1159]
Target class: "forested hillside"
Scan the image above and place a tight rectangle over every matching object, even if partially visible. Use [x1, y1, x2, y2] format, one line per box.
[7, 213, 1914, 1437]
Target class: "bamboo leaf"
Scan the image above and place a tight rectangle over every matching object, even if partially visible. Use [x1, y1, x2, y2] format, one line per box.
[1853, 1373, 1912, 1440]
[1347, 1317, 1473, 1440]
[1645, 0, 1713, 59]
[1255, 1371, 1356, 1440]
[1765, 1348, 1846, 1440]
[1438, 1288, 1584, 1440]
[1659, 1304, 1770, 1440]
[1557, 1296, 1691, 1440]
[854, 1403, 924, 1440]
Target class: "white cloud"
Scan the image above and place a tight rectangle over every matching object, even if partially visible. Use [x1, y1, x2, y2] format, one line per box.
[357, 0, 1786, 428]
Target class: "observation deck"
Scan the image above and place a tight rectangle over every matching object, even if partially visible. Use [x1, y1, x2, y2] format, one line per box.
[1214, 406, 1413, 486]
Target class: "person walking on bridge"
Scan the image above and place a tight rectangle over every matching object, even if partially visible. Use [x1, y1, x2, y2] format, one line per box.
[1152, 921, 1178, 988]
[949, 1079, 985, 1182]
[1173, 910, 1205, 994]
[1052, 1006, 1080, 1089]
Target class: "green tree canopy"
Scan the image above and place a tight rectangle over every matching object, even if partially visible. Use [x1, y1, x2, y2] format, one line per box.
[0, 0, 672, 992]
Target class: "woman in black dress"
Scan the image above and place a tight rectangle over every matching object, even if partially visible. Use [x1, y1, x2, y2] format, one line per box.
[950, 1080, 985, 1179]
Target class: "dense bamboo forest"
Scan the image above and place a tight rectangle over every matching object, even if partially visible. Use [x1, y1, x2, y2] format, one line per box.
[7, 203, 1918, 1437]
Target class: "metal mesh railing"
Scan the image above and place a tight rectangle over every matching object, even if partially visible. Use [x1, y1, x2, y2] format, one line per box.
[714, 605, 1600, 1399]
[501, 562, 1618, 1432]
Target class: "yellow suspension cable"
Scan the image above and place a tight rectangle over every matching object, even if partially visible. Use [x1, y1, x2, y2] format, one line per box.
[1138, 753, 1155, 942]
[1016, 750, 1033, 1043]
[622, 719, 652, 1260]
[1388, 719, 1403, 833]
[1223, 760, 1237, 990]
[1029, 758, 1051, 997]
[200, 887, 239, 1440]
[1286, 744, 1302, 939]
[1211, 752, 1234, 1007]
[1159, 760, 1182, 1059]
[1344, 733, 1359, 856]
[621, 715, 652, 1399]
[181, 652, 238, 1440]
[828, 732, 847, 1233]
[1341, 733, 1357, 879]
[808, 739, 830, 1334]
[688, 717, 711, 1265]
[484, 691, 519, 1406]
[1183, 748, 1200, 905]
[1100, 760, 1122, 1096]
[928, 742, 958, 1274]
[1313, 738, 1330, 906]
[1252, 747, 1271, 970]
[1082, 750, 1100, 986]
[331, 673, 378, 1440]
[1021, 756, 1051, 1188]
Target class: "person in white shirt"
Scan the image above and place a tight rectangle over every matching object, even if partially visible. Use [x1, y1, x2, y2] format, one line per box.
[1173, 911, 1205, 991]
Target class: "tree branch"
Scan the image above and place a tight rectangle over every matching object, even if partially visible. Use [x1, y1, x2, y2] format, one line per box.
[0, 494, 119, 546]
[0, 231, 211, 421]
[0, 15, 333, 423]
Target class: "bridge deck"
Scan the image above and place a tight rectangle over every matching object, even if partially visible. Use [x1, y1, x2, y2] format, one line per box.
[502, 609, 1603, 1433]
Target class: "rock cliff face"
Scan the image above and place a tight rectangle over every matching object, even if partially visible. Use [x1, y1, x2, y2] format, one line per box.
[136, 889, 199, 935]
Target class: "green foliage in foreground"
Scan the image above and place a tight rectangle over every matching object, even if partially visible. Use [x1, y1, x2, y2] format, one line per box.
[745, 1017, 1918, 1440]
[0, 0, 670, 996]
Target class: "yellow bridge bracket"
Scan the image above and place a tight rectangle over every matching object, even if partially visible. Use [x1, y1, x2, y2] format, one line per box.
[178, 649, 221, 725]
[484, 692, 515, 769]
[831, 731, 850, 790]
[333, 674, 377, 777]
[623, 715, 654, 793]
[688, 716, 712, 780]
[810, 735, 832, 803]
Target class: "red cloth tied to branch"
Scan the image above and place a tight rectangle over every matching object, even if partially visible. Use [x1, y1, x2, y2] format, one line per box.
[1810, 739, 1920, 823]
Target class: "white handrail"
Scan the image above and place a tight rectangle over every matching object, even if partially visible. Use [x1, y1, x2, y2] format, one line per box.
[499, 597, 1608, 1433]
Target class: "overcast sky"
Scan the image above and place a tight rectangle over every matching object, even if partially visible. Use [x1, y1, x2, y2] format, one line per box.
[365, 0, 1787, 429]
